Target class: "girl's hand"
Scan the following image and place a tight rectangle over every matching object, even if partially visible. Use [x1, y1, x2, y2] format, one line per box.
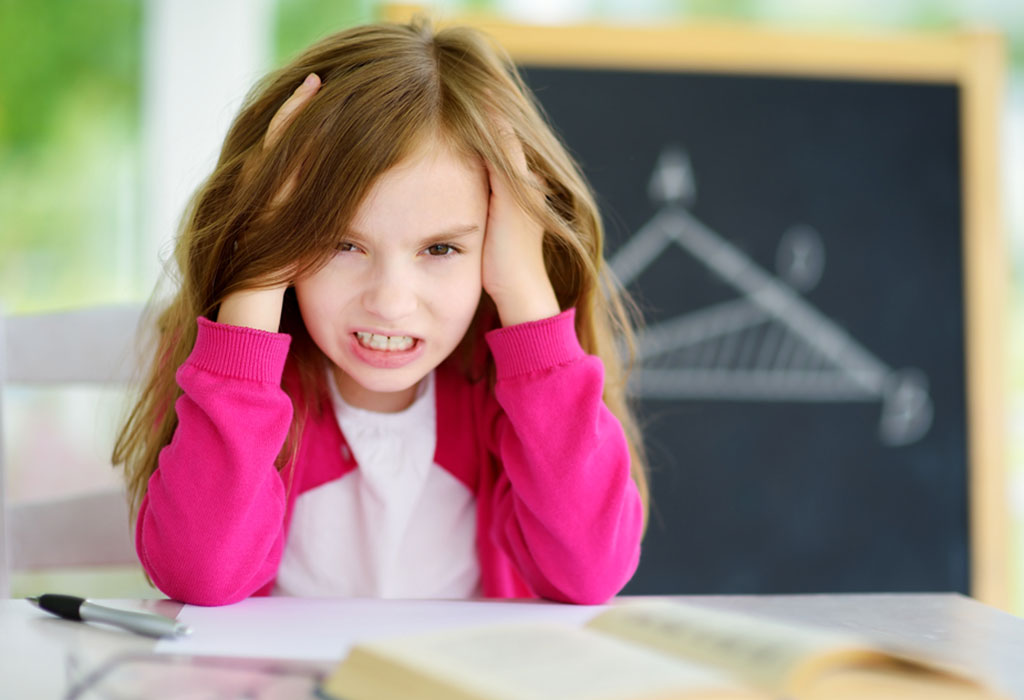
[218, 73, 321, 332]
[260, 72, 321, 206]
[483, 127, 560, 327]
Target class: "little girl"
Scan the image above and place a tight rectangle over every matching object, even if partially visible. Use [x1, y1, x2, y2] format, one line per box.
[115, 18, 648, 606]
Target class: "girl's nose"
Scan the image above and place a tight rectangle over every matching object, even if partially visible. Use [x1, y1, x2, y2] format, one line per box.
[361, 263, 418, 321]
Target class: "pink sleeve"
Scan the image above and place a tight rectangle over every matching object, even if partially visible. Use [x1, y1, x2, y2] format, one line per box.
[483, 308, 643, 604]
[136, 317, 294, 605]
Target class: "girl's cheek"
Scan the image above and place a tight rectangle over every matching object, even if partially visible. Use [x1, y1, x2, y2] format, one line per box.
[446, 264, 483, 297]
[423, 272, 479, 313]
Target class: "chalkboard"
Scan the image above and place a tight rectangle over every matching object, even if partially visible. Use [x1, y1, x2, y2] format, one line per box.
[521, 66, 968, 596]
[491, 23, 1007, 604]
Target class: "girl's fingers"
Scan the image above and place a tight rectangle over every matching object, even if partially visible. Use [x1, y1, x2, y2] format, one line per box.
[485, 158, 508, 200]
[263, 73, 321, 150]
[494, 116, 549, 200]
[232, 74, 320, 285]
[270, 170, 299, 207]
[492, 116, 529, 175]
[259, 74, 320, 206]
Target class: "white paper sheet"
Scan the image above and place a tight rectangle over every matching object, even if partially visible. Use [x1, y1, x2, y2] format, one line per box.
[155, 598, 609, 661]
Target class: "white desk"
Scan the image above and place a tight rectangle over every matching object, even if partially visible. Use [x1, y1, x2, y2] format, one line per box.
[3, 593, 1024, 698]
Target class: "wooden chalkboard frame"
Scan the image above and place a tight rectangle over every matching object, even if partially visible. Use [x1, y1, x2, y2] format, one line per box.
[382, 6, 1009, 609]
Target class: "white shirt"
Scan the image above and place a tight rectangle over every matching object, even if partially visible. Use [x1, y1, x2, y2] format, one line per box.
[274, 371, 480, 597]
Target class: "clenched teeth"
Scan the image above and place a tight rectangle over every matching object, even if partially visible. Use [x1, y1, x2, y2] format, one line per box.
[355, 331, 415, 351]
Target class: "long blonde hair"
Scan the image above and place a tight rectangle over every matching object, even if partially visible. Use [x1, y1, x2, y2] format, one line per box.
[114, 18, 648, 524]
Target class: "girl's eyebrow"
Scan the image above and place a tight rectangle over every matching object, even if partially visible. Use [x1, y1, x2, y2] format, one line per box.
[419, 224, 481, 243]
[343, 224, 482, 243]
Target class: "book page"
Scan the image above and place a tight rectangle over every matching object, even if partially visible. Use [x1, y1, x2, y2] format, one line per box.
[586, 601, 893, 693]
[803, 663, 1002, 700]
[159, 598, 604, 660]
[327, 623, 764, 700]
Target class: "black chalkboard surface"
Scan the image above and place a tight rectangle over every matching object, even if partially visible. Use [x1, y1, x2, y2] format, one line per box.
[519, 65, 969, 596]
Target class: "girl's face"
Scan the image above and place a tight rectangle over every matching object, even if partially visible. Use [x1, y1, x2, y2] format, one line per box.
[295, 138, 488, 412]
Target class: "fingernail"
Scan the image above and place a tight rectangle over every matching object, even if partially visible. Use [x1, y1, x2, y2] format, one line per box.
[303, 73, 318, 88]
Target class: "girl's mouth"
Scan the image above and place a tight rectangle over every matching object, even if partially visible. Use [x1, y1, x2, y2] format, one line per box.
[349, 331, 425, 370]
[354, 331, 417, 352]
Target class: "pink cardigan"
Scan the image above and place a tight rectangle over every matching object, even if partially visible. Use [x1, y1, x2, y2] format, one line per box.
[136, 309, 643, 605]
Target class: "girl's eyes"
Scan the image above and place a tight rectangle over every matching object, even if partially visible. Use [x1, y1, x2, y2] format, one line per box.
[334, 241, 461, 257]
[424, 243, 459, 257]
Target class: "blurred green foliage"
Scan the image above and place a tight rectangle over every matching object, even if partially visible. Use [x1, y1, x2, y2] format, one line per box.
[674, 0, 760, 21]
[274, 0, 375, 64]
[0, 0, 141, 155]
[0, 0, 141, 312]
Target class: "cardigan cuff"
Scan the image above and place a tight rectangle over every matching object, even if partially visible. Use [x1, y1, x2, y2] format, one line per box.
[485, 308, 584, 381]
[189, 317, 292, 384]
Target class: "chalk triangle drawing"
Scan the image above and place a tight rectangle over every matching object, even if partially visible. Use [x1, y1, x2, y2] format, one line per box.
[611, 145, 932, 446]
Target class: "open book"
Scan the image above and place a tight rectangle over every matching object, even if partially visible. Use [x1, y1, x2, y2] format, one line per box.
[319, 599, 1006, 700]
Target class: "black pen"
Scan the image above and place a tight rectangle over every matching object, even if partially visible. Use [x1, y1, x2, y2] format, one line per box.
[27, 594, 192, 639]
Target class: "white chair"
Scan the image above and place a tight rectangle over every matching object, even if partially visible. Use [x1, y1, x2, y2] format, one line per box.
[0, 305, 146, 597]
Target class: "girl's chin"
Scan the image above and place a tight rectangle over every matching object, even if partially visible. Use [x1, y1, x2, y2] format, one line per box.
[353, 374, 423, 395]
[333, 361, 429, 411]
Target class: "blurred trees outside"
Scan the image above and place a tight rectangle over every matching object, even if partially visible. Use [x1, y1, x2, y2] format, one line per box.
[0, 0, 141, 313]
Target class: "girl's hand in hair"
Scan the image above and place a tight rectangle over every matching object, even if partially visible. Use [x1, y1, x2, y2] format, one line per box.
[217, 73, 321, 333]
[483, 127, 560, 327]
